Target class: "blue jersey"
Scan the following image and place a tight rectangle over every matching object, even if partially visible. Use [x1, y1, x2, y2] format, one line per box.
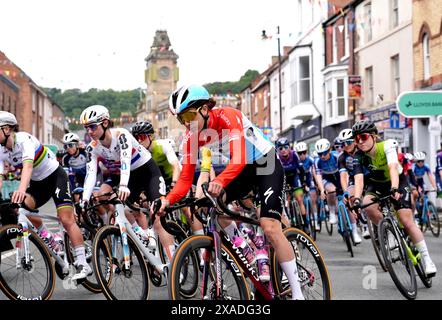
[413, 163, 431, 179]
[279, 151, 302, 189]
[315, 154, 340, 186]
[436, 151, 442, 176]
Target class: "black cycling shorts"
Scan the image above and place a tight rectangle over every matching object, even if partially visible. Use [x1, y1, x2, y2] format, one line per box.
[224, 149, 284, 221]
[127, 159, 166, 204]
[27, 165, 73, 209]
[365, 174, 412, 210]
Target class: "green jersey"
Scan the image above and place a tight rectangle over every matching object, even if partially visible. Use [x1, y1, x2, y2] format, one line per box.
[150, 139, 177, 183]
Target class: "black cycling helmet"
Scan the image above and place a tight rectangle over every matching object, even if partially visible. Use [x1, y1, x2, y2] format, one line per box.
[333, 137, 344, 147]
[276, 137, 290, 148]
[352, 119, 378, 137]
[131, 121, 154, 136]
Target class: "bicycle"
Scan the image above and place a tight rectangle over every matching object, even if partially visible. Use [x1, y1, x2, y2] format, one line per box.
[302, 187, 316, 241]
[162, 183, 332, 300]
[335, 192, 355, 258]
[415, 190, 440, 237]
[90, 191, 193, 300]
[0, 200, 102, 300]
[283, 186, 303, 230]
[317, 195, 333, 236]
[359, 193, 433, 300]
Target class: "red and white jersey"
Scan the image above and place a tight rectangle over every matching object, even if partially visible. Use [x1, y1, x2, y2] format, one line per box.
[166, 107, 273, 205]
[0, 132, 58, 181]
[82, 128, 151, 201]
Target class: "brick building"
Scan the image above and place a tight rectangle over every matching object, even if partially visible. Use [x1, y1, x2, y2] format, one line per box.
[412, 0, 442, 172]
[250, 62, 276, 132]
[0, 74, 19, 116]
[322, 0, 362, 141]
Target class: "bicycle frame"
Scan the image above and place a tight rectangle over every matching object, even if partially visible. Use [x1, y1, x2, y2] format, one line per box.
[111, 203, 169, 275]
[15, 209, 70, 276]
[336, 193, 353, 235]
[203, 205, 275, 300]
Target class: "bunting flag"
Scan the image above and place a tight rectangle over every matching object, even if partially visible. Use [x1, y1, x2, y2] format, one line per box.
[338, 25, 344, 33]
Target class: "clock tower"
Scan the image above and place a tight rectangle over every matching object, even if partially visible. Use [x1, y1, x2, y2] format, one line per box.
[137, 30, 180, 140]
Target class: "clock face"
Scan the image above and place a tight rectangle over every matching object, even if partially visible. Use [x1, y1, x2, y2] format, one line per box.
[159, 66, 170, 79]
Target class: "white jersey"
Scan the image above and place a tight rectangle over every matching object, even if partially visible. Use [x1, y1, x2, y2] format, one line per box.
[82, 128, 152, 201]
[0, 132, 59, 181]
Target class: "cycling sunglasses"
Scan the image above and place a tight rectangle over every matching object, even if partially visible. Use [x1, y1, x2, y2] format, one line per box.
[134, 133, 149, 142]
[278, 145, 290, 151]
[416, 160, 424, 163]
[84, 123, 101, 131]
[343, 139, 354, 146]
[63, 143, 77, 149]
[297, 151, 307, 156]
[177, 107, 202, 125]
[355, 133, 371, 144]
[318, 150, 329, 157]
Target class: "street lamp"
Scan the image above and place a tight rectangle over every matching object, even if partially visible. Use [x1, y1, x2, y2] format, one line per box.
[262, 27, 283, 136]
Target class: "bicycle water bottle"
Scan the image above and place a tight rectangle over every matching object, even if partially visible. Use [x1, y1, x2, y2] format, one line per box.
[232, 236, 256, 265]
[251, 229, 271, 282]
[39, 229, 63, 254]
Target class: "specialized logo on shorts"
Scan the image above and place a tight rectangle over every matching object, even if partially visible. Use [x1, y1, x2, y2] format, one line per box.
[55, 187, 60, 198]
[264, 187, 274, 205]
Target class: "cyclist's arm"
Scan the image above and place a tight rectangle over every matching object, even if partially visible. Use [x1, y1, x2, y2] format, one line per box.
[314, 159, 325, 193]
[354, 173, 364, 199]
[427, 171, 437, 190]
[82, 145, 98, 201]
[384, 140, 399, 189]
[408, 168, 418, 187]
[211, 116, 247, 188]
[163, 141, 181, 183]
[17, 139, 36, 194]
[117, 131, 132, 187]
[338, 154, 348, 190]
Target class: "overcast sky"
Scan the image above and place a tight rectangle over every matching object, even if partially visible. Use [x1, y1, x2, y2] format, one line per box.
[0, 0, 299, 91]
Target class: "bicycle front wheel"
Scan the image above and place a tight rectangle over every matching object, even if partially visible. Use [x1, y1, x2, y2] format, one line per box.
[427, 202, 440, 237]
[366, 219, 388, 272]
[168, 235, 250, 300]
[272, 227, 332, 300]
[379, 218, 417, 300]
[92, 225, 150, 300]
[0, 224, 55, 300]
[65, 223, 102, 293]
[338, 205, 353, 258]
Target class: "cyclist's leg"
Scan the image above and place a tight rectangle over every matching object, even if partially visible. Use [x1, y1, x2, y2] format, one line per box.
[325, 182, 338, 224]
[255, 153, 304, 300]
[94, 176, 118, 224]
[346, 185, 362, 243]
[396, 180, 436, 276]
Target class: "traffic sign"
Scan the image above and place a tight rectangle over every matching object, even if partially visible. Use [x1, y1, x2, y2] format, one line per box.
[389, 112, 400, 128]
[397, 91, 442, 117]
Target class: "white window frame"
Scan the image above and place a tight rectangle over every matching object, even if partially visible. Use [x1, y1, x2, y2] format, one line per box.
[365, 66, 374, 106]
[254, 95, 258, 114]
[391, 0, 399, 29]
[423, 33, 430, 80]
[298, 55, 311, 103]
[325, 75, 348, 125]
[365, 2, 372, 42]
[391, 54, 400, 98]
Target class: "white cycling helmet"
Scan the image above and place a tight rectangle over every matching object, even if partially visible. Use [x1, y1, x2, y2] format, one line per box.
[315, 138, 330, 153]
[63, 133, 80, 144]
[80, 105, 110, 125]
[295, 142, 308, 153]
[338, 129, 353, 142]
[414, 152, 426, 161]
[0, 111, 18, 127]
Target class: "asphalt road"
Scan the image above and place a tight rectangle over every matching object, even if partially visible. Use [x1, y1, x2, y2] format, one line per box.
[1, 200, 441, 300]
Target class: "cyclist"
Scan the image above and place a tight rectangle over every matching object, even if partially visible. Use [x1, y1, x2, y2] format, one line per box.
[436, 143, 442, 198]
[130, 120, 186, 259]
[61, 133, 87, 195]
[351, 119, 437, 277]
[131, 121, 181, 188]
[295, 142, 319, 231]
[314, 138, 340, 225]
[276, 137, 306, 228]
[0, 111, 91, 280]
[156, 84, 305, 300]
[332, 137, 344, 157]
[413, 152, 437, 193]
[79, 105, 175, 261]
[337, 129, 362, 244]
